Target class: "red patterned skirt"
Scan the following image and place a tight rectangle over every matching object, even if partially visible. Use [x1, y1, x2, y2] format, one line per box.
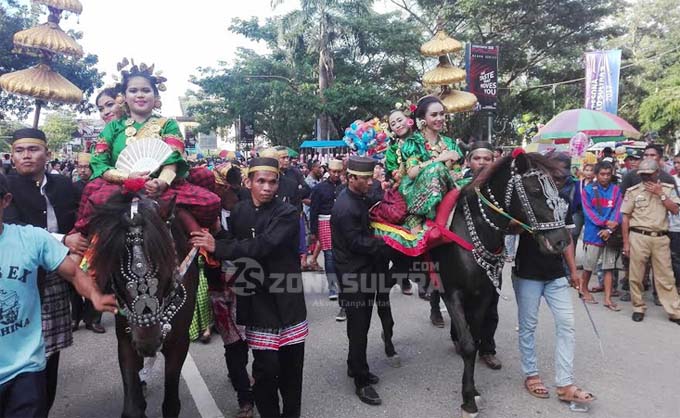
[75, 175, 220, 234]
[318, 215, 332, 251]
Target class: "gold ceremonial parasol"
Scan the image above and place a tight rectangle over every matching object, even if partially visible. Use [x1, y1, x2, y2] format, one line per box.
[0, 64, 83, 104]
[420, 31, 463, 57]
[423, 56, 466, 86]
[418, 31, 477, 115]
[32, 0, 83, 15]
[440, 88, 478, 113]
[13, 22, 83, 58]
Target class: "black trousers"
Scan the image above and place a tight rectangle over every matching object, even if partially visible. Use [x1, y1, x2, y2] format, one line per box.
[0, 370, 47, 418]
[224, 340, 253, 407]
[70, 291, 102, 325]
[251, 343, 305, 418]
[45, 352, 59, 414]
[339, 269, 393, 388]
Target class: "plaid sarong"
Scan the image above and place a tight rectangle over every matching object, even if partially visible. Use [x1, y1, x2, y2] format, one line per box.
[318, 216, 332, 251]
[189, 258, 214, 341]
[41, 271, 73, 357]
[246, 321, 308, 351]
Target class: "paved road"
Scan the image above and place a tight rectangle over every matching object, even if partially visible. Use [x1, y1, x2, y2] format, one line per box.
[52, 263, 680, 418]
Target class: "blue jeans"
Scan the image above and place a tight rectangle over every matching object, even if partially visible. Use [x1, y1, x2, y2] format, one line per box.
[512, 275, 575, 387]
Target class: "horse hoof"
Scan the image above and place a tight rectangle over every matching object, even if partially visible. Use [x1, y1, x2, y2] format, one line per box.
[474, 395, 484, 410]
[387, 354, 401, 368]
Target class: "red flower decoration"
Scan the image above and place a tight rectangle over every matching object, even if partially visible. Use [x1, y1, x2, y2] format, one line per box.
[511, 148, 526, 159]
[406, 118, 414, 127]
[122, 178, 146, 194]
[94, 141, 109, 154]
[409, 104, 417, 113]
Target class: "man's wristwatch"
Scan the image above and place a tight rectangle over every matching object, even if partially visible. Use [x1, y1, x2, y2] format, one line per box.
[661, 194, 668, 201]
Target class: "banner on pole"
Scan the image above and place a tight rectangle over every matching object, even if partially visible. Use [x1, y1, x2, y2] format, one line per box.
[584, 50, 621, 115]
[465, 44, 499, 111]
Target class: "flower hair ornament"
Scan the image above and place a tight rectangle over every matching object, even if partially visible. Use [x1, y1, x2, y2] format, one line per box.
[113, 58, 168, 92]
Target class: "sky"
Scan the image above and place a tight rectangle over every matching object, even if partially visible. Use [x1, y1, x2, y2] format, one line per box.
[28, 0, 302, 117]
[12, 0, 397, 120]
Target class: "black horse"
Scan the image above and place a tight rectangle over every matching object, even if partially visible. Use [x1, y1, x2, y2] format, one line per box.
[424, 152, 571, 417]
[89, 192, 198, 418]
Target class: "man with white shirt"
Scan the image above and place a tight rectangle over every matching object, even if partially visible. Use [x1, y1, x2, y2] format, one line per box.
[4, 128, 89, 415]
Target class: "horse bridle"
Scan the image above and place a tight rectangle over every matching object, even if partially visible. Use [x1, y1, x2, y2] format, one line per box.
[464, 161, 567, 293]
[112, 199, 187, 340]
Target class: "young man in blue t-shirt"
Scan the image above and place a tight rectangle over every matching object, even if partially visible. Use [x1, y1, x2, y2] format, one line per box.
[0, 174, 117, 418]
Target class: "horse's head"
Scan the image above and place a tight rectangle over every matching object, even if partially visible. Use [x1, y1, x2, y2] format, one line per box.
[89, 192, 185, 357]
[474, 151, 570, 255]
[507, 152, 571, 254]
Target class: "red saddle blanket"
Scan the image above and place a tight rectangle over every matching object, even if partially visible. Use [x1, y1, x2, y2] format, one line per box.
[371, 188, 473, 257]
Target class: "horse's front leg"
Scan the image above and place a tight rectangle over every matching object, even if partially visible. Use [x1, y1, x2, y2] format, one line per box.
[442, 289, 479, 416]
[115, 316, 146, 418]
[160, 332, 189, 418]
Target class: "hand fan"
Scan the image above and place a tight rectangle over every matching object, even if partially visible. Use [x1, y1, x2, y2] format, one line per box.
[115, 138, 174, 175]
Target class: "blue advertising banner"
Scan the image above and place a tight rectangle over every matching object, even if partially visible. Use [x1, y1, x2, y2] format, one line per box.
[584, 50, 622, 115]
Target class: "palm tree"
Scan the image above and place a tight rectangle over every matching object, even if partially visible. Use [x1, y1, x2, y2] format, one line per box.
[272, 0, 373, 139]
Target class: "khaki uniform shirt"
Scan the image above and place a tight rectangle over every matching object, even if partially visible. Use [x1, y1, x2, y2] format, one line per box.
[620, 182, 680, 232]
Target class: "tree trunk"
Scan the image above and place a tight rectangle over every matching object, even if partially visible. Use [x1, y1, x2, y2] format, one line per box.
[317, 6, 338, 140]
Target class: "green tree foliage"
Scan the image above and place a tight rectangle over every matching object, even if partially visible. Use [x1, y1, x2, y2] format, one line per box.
[609, 0, 680, 142]
[190, 7, 425, 147]
[0, 1, 105, 120]
[41, 112, 78, 152]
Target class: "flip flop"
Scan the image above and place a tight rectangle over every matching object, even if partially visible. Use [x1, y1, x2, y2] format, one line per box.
[589, 286, 604, 293]
[604, 303, 621, 312]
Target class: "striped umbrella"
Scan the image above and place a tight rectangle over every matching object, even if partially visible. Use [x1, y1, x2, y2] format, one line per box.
[532, 108, 640, 145]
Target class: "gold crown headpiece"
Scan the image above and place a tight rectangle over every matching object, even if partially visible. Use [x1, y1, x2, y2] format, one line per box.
[112, 58, 167, 92]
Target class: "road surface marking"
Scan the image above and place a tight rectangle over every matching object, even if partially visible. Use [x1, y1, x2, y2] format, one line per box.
[181, 352, 225, 418]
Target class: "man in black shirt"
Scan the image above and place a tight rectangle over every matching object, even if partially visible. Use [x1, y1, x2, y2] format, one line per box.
[332, 156, 390, 406]
[512, 169, 596, 405]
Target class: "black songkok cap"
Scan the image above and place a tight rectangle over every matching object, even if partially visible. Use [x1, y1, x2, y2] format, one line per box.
[10, 128, 47, 148]
[347, 155, 375, 177]
[248, 157, 279, 175]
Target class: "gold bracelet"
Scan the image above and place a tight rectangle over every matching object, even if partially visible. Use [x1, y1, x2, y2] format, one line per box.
[102, 169, 128, 184]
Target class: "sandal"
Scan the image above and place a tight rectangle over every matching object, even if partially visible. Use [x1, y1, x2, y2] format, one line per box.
[603, 303, 621, 312]
[525, 375, 550, 399]
[309, 262, 324, 272]
[581, 295, 598, 304]
[556, 385, 596, 403]
[589, 286, 604, 293]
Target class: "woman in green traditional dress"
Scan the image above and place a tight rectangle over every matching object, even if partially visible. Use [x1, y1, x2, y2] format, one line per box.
[75, 61, 220, 234]
[398, 95, 463, 229]
[384, 107, 414, 183]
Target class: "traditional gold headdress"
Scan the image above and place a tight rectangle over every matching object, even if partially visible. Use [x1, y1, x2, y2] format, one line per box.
[113, 58, 167, 92]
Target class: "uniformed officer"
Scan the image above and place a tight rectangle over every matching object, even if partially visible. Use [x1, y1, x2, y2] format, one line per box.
[621, 159, 680, 324]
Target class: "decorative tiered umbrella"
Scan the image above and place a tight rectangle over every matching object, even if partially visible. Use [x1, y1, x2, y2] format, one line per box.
[0, 0, 84, 127]
[419, 31, 477, 113]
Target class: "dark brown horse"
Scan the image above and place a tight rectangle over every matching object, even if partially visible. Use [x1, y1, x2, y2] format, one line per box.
[89, 192, 198, 418]
[402, 152, 570, 417]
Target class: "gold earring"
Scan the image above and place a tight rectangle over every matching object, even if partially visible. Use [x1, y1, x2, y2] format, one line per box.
[154, 99, 162, 109]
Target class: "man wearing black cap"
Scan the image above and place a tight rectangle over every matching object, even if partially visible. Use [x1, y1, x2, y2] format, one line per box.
[332, 155, 391, 405]
[4, 128, 89, 414]
[190, 157, 307, 418]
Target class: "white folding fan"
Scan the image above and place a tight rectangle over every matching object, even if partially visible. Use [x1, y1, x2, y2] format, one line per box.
[115, 138, 174, 175]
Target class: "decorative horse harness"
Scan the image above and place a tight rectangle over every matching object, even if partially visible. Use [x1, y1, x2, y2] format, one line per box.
[112, 199, 187, 340]
[464, 161, 567, 293]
